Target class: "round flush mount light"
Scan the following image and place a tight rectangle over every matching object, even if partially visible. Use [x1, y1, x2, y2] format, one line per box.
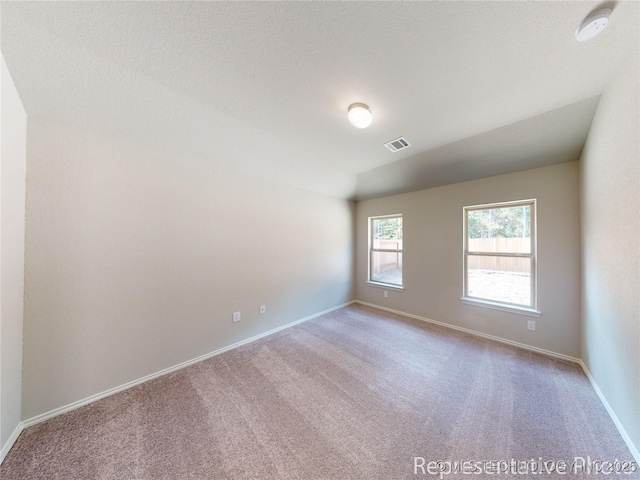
[347, 103, 373, 129]
[575, 9, 611, 42]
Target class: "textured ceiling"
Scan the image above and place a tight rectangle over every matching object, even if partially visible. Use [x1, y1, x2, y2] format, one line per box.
[1, 1, 638, 199]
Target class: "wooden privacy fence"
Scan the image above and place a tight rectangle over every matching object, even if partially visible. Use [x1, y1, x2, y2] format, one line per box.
[468, 238, 530, 273]
[373, 240, 403, 273]
[372, 239, 530, 274]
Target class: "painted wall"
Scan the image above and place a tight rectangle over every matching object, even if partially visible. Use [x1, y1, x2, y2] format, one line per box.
[22, 118, 354, 419]
[356, 162, 581, 358]
[1, 56, 27, 453]
[580, 48, 639, 458]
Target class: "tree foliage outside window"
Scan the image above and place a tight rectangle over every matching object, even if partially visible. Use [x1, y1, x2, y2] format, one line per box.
[468, 206, 530, 239]
[372, 217, 403, 241]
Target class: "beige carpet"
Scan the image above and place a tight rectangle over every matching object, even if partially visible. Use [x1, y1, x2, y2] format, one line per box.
[2, 304, 637, 479]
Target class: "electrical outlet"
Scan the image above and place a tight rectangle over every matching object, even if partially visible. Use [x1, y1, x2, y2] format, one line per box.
[383, 290, 388, 298]
[232, 311, 241, 323]
[259, 305, 266, 314]
[527, 320, 536, 331]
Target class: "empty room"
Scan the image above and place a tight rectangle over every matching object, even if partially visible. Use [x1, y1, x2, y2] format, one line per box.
[1, 1, 638, 478]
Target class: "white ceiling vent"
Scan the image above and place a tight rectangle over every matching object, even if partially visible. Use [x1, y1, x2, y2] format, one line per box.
[384, 137, 412, 153]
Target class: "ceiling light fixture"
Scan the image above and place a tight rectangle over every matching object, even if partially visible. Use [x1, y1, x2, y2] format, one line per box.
[575, 9, 611, 42]
[347, 103, 373, 129]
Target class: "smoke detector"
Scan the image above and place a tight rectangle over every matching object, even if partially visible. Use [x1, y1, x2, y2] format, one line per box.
[384, 137, 412, 153]
[575, 9, 611, 42]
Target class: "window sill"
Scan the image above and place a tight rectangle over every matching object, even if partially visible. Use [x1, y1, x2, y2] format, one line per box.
[366, 281, 404, 292]
[460, 297, 541, 317]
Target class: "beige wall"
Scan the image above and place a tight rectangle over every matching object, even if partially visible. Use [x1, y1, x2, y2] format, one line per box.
[356, 162, 581, 358]
[580, 48, 639, 457]
[1, 56, 27, 453]
[22, 118, 354, 419]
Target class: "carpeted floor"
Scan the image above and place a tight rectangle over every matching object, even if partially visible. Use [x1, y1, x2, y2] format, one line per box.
[2, 304, 637, 479]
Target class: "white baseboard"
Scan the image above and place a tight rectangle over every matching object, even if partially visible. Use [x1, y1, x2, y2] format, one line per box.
[355, 301, 639, 464]
[579, 360, 640, 465]
[6, 300, 638, 468]
[1, 422, 24, 464]
[355, 301, 580, 363]
[18, 301, 355, 433]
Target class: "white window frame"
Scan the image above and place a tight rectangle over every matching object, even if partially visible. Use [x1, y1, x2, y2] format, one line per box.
[461, 199, 540, 317]
[367, 214, 404, 290]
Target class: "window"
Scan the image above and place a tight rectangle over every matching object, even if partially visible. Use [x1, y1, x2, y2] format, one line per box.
[463, 200, 538, 314]
[368, 215, 403, 288]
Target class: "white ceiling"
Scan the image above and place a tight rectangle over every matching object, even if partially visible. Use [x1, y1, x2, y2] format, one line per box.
[2, 1, 638, 200]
